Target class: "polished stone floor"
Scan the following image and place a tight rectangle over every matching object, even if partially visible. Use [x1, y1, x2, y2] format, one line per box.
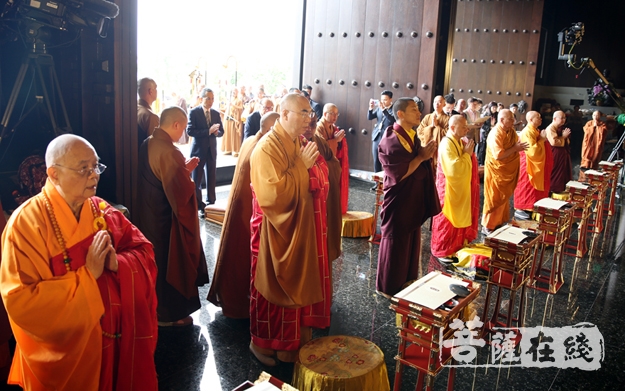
[155, 169, 625, 391]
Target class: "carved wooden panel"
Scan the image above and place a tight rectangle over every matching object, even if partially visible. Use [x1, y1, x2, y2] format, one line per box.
[445, 0, 544, 107]
[302, 0, 441, 172]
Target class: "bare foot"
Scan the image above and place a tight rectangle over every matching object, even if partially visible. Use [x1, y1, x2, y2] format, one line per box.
[249, 342, 278, 366]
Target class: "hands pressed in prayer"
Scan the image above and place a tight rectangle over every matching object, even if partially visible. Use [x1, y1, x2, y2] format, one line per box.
[563, 128, 572, 138]
[515, 141, 530, 152]
[185, 157, 200, 172]
[432, 113, 439, 127]
[463, 139, 475, 155]
[209, 124, 220, 135]
[86, 230, 112, 279]
[334, 129, 345, 142]
[300, 141, 320, 169]
[419, 140, 437, 160]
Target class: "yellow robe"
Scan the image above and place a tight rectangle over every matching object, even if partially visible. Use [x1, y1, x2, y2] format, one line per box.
[440, 133, 473, 227]
[519, 123, 545, 191]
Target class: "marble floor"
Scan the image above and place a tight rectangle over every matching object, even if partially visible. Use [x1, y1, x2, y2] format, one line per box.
[155, 172, 625, 391]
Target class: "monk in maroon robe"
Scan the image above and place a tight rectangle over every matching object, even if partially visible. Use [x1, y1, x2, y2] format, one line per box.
[546, 110, 572, 193]
[376, 98, 440, 297]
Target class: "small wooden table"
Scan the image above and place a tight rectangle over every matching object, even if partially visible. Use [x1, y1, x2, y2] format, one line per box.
[564, 181, 596, 257]
[598, 160, 623, 216]
[584, 170, 609, 234]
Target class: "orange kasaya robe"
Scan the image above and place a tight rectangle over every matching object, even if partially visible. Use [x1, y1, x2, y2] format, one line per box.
[221, 96, 243, 154]
[248, 120, 322, 359]
[514, 124, 553, 210]
[581, 119, 608, 169]
[0, 201, 11, 382]
[316, 118, 349, 214]
[0, 179, 158, 391]
[416, 112, 450, 170]
[482, 123, 520, 230]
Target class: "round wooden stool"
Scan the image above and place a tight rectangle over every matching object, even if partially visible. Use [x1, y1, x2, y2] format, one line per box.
[341, 211, 374, 237]
[292, 335, 390, 391]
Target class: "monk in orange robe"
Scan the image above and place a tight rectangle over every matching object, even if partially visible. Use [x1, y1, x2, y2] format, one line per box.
[248, 94, 322, 365]
[431, 115, 479, 257]
[481, 109, 528, 234]
[581, 110, 608, 169]
[1, 134, 158, 390]
[514, 111, 553, 216]
[208, 112, 279, 319]
[0, 201, 11, 384]
[416, 95, 450, 170]
[316, 103, 349, 215]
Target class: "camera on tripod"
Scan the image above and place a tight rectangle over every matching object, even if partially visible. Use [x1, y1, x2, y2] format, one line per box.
[1, 0, 119, 42]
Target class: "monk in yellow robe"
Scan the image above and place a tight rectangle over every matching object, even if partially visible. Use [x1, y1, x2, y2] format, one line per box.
[208, 112, 279, 319]
[481, 109, 529, 234]
[514, 111, 553, 216]
[431, 115, 479, 257]
[1, 134, 158, 390]
[581, 110, 608, 170]
[248, 94, 322, 365]
[417, 95, 449, 170]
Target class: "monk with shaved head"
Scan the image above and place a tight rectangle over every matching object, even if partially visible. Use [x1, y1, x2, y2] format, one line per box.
[481, 109, 529, 234]
[136, 106, 209, 327]
[546, 110, 572, 193]
[514, 111, 553, 219]
[248, 93, 322, 365]
[431, 115, 480, 257]
[1, 134, 158, 389]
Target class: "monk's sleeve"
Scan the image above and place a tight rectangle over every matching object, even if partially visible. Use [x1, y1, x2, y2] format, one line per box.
[315, 124, 339, 156]
[547, 126, 566, 147]
[250, 145, 301, 236]
[583, 121, 593, 135]
[417, 116, 433, 145]
[0, 221, 104, 345]
[523, 130, 545, 190]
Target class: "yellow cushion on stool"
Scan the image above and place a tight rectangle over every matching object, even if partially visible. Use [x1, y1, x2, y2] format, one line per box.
[341, 211, 374, 237]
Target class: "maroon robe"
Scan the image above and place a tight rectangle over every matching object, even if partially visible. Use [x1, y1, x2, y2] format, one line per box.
[376, 123, 441, 296]
[550, 125, 572, 193]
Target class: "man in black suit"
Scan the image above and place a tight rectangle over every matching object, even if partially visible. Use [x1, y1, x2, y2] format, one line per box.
[243, 98, 274, 140]
[187, 88, 224, 210]
[367, 90, 395, 180]
[303, 84, 323, 119]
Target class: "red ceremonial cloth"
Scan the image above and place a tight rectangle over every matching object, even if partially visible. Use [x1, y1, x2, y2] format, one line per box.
[431, 153, 480, 257]
[514, 142, 553, 210]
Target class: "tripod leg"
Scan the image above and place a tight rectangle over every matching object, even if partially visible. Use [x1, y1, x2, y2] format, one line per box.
[34, 55, 60, 133]
[0, 60, 30, 140]
[47, 55, 72, 133]
[608, 127, 625, 162]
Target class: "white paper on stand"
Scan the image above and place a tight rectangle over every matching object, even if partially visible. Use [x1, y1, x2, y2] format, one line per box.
[246, 382, 281, 391]
[487, 225, 530, 245]
[566, 180, 590, 190]
[599, 160, 615, 166]
[394, 271, 469, 310]
[584, 169, 605, 176]
[534, 197, 569, 210]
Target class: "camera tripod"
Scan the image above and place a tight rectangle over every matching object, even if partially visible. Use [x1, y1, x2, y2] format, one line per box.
[0, 49, 72, 144]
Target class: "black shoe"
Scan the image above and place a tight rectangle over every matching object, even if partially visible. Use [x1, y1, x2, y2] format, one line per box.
[370, 185, 378, 191]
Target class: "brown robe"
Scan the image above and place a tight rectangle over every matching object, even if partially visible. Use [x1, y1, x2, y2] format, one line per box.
[581, 119, 608, 169]
[207, 131, 264, 318]
[137, 99, 159, 143]
[546, 123, 572, 193]
[136, 128, 209, 322]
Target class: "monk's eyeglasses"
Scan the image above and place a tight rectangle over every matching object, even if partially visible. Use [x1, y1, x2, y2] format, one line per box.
[286, 109, 314, 119]
[53, 163, 107, 177]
